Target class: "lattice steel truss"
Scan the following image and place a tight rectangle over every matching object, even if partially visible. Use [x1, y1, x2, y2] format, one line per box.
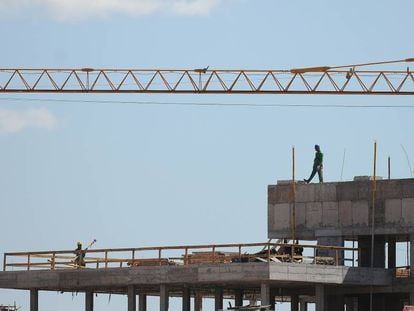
[0, 67, 413, 95]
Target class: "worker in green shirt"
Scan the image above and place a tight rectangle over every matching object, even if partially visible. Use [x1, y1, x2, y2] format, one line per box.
[304, 144, 323, 183]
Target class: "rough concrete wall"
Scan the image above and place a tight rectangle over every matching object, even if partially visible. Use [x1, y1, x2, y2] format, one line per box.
[268, 179, 414, 239]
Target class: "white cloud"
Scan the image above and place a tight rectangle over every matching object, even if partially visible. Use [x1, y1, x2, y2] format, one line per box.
[0, 108, 57, 133]
[172, 0, 222, 15]
[0, 0, 223, 20]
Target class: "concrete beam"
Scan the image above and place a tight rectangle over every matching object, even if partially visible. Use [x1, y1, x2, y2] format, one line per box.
[128, 285, 136, 311]
[139, 294, 147, 311]
[261, 283, 270, 306]
[85, 291, 94, 311]
[30, 289, 38, 311]
[160, 284, 169, 311]
[215, 287, 223, 311]
[315, 285, 325, 311]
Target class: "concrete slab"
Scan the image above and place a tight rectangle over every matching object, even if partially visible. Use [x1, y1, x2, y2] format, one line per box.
[0, 263, 392, 292]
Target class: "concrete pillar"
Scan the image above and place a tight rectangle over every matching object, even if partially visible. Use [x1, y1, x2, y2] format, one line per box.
[291, 295, 299, 311]
[128, 286, 136, 311]
[30, 289, 38, 311]
[194, 292, 202, 311]
[85, 291, 94, 311]
[182, 288, 191, 311]
[160, 284, 169, 311]
[235, 289, 243, 307]
[410, 291, 414, 305]
[315, 285, 325, 311]
[374, 294, 386, 311]
[139, 294, 147, 311]
[261, 283, 270, 306]
[299, 301, 307, 311]
[344, 297, 357, 311]
[327, 295, 344, 311]
[270, 289, 276, 311]
[410, 234, 414, 277]
[387, 237, 396, 269]
[358, 235, 385, 268]
[357, 294, 369, 311]
[374, 236, 386, 268]
[358, 236, 370, 267]
[215, 288, 223, 311]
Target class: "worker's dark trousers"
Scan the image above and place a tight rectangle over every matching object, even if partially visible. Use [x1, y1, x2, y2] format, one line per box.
[307, 165, 323, 183]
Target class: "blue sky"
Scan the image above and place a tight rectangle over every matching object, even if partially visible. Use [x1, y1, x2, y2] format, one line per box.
[1, 0, 414, 310]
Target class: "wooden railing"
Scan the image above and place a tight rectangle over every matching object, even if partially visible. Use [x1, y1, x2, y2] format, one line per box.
[3, 242, 359, 271]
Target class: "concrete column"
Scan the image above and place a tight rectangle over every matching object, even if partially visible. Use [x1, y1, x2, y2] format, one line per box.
[139, 294, 147, 311]
[194, 292, 202, 311]
[299, 301, 307, 311]
[160, 284, 169, 311]
[327, 295, 344, 311]
[215, 288, 223, 311]
[182, 288, 191, 311]
[128, 286, 136, 311]
[344, 297, 357, 311]
[359, 235, 386, 268]
[291, 295, 299, 311]
[270, 289, 276, 311]
[410, 234, 414, 277]
[374, 235, 386, 268]
[261, 283, 270, 306]
[85, 291, 94, 311]
[235, 289, 243, 307]
[357, 294, 369, 311]
[358, 236, 370, 267]
[388, 237, 396, 269]
[410, 291, 414, 305]
[30, 289, 38, 311]
[315, 285, 325, 311]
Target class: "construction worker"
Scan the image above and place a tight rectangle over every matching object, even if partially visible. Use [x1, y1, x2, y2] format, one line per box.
[293, 240, 304, 262]
[304, 144, 323, 183]
[74, 241, 86, 268]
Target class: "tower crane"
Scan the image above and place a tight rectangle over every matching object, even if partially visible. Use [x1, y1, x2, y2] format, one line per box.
[0, 58, 413, 95]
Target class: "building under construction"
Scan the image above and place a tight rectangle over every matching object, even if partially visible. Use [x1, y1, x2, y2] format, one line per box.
[1, 177, 414, 310]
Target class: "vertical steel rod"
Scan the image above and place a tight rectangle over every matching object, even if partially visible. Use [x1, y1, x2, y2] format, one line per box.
[388, 156, 391, 179]
[292, 146, 296, 242]
[369, 141, 377, 311]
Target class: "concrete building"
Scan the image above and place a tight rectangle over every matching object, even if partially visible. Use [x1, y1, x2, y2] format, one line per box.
[1, 178, 414, 310]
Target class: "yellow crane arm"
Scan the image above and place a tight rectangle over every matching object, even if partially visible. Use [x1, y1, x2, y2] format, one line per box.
[0, 59, 413, 95]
